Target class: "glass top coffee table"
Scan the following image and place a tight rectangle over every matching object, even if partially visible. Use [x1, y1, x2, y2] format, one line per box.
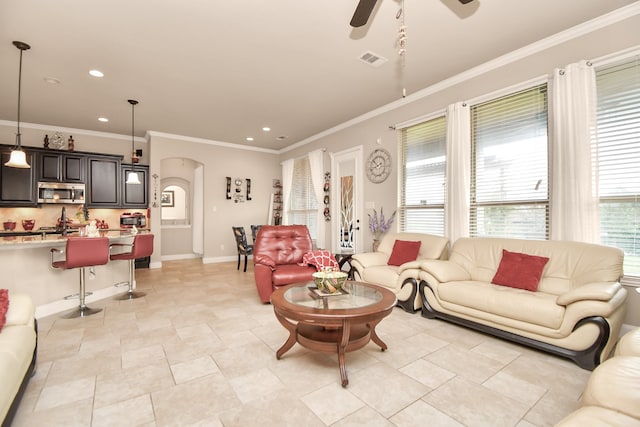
[270, 280, 397, 386]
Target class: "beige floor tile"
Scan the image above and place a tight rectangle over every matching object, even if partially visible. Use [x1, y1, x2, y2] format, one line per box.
[347, 362, 429, 418]
[13, 260, 592, 426]
[170, 355, 220, 384]
[94, 361, 174, 408]
[228, 367, 285, 403]
[121, 343, 167, 369]
[425, 343, 507, 383]
[35, 376, 96, 412]
[330, 406, 395, 426]
[92, 394, 155, 427]
[424, 376, 529, 427]
[151, 374, 242, 426]
[399, 358, 456, 389]
[302, 382, 365, 424]
[390, 399, 465, 427]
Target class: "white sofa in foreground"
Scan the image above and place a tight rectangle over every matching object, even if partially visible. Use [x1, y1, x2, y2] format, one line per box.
[418, 237, 627, 370]
[351, 232, 449, 311]
[556, 327, 640, 426]
[1, 292, 37, 427]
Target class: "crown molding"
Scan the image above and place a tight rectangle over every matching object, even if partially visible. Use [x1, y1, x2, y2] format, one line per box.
[286, 2, 640, 152]
[0, 120, 147, 143]
[146, 130, 279, 154]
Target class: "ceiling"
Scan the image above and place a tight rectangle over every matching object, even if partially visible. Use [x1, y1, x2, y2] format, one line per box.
[0, 0, 637, 151]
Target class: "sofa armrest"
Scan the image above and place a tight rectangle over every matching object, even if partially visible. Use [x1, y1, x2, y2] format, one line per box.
[254, 254, 276, 270]
[351, 252, 389, 268]
[4, 293, 35, 327]
[556, 282, 622, 306]
[397, 260, 423, 273]
[420, 260, 471, 282]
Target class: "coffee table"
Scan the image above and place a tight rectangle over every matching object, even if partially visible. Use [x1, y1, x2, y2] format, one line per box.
[270, 280, 397, 386]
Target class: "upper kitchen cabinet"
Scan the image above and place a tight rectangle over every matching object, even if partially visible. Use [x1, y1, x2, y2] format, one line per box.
[86, 155, 121, 207]
[0, 148, 38, 207]
[121, 164, 148, 207]
[37, 151, 85, 183]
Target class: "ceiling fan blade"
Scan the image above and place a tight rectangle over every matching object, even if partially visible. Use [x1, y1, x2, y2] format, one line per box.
[350, 0, 378, 28]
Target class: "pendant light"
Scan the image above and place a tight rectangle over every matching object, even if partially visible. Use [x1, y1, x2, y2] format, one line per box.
[125, 99, 141, 184]
[5, 41, 32, 169]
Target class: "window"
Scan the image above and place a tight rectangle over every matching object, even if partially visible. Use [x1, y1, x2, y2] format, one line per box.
[399, 116, 447, 234]
[595, 58, 640, 278]
[470, 84, 549, 239]
[288, 157, 319, 239]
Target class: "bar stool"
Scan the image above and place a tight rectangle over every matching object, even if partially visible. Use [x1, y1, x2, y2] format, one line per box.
[110, 233, 154, 300]
[51, 236, 110, 318]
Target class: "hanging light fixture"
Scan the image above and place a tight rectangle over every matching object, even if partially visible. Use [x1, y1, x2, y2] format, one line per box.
[5, 41, 32, 169]
[125, 99, 141, 184]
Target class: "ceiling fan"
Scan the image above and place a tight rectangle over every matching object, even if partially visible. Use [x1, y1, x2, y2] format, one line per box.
[350, 0, 475, 27]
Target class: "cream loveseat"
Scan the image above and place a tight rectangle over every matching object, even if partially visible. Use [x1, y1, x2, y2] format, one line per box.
[0, 292, 37, 427]
[556, 327, 640, 426]
[351, 232, 449, 312]
[418, 237, 627, 370]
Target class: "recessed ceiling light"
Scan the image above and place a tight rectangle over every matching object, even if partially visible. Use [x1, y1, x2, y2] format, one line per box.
[98, 117, 109, 122]
[262, 127, 271, 132]
[246, 137, 254, 141]
[89, 69, 104, 77]
[44, 77, 60, 85]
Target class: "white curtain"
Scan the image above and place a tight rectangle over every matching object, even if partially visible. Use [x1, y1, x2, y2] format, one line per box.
[308, 149, 325, 249]
[445, 102, 471, 246]
[281, 159, 294, 225]
[550, 60, 600, 243]
[192, 165, 204, 254]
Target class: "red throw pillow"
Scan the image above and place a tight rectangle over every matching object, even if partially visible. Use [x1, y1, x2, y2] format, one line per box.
[0, 289, 9, 333]
[387, 240, 422, 266]
[491, 250, 549, 292]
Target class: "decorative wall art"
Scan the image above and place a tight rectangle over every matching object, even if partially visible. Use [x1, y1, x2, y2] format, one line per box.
[226, 177, 232, 200]
[161, 191, 174, 207]
[323, 172, 331, 221]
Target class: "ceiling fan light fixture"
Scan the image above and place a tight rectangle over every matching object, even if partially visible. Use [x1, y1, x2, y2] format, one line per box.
[5, 41, 31, 169]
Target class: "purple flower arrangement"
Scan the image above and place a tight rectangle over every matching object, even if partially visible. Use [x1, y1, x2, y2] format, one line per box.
[368, 207, 396, 240]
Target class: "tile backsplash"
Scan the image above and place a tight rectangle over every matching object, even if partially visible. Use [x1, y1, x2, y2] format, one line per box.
[0, 205, 147, 230]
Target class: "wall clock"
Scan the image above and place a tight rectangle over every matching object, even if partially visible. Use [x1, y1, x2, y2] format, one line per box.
[366, 148, 392, 183]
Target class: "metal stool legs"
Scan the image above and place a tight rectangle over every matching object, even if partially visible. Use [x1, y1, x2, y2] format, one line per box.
[114, 259, 145, 300]
[62, 267, 102, 318]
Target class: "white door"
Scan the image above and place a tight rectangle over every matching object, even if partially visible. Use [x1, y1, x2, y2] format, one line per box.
[330, 146, 363, 254]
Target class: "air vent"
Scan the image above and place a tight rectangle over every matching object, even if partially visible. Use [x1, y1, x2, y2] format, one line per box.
[358, 51, 388, 68]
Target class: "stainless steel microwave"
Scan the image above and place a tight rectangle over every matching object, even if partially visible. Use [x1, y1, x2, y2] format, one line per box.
[37, 182, 86, 204]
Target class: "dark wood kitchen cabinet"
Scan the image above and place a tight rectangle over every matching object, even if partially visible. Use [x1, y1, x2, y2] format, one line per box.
[37, 152, 85, 183]
[86, 155, 121, 207]
[0, 149, 38, 207]
[121, 164, 148, 207]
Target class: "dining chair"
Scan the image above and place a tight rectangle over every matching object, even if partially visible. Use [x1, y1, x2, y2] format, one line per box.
[232, 226, 253, 272]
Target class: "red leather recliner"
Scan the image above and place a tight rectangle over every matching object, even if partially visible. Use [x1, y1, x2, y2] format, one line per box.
[253, 225, 316, 303]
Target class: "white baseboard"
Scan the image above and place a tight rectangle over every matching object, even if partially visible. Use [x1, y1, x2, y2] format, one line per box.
[161, 253, 201, 261]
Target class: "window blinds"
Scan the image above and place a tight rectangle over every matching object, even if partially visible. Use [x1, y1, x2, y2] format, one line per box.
[399, 116, 446, 234]
[289, 158, 319, 238]
[595, 58, 640, 278]
[470, 84, 549, 239]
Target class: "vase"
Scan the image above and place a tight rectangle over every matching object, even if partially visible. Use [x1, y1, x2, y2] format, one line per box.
[372, 239, 380, 252]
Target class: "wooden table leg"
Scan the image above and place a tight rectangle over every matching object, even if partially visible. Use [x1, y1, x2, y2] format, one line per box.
[368, 319, 387, 351]
[274, 311, 298, 359]
[338, 318, 351, 387]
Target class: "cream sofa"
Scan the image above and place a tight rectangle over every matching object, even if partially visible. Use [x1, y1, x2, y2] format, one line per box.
[418, 237, 627, 370]
[350, 232, 449, 311]
[1, 292, 37, 427]
[556, 327, 640, 426]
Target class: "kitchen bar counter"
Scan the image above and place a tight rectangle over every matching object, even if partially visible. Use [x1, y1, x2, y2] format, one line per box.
[0, 230, 150, 318]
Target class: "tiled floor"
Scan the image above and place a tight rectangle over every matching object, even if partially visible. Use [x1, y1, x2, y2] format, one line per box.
[13, 259, 590, 426]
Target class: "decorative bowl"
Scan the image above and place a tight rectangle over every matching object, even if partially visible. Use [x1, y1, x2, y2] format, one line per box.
[22, 219, 35, 231]
[312, 271, 348, 293]
[3, 221, 16, 231]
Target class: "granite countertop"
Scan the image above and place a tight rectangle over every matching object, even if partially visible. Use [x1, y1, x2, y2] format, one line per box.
[0, 229, 148, 249]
